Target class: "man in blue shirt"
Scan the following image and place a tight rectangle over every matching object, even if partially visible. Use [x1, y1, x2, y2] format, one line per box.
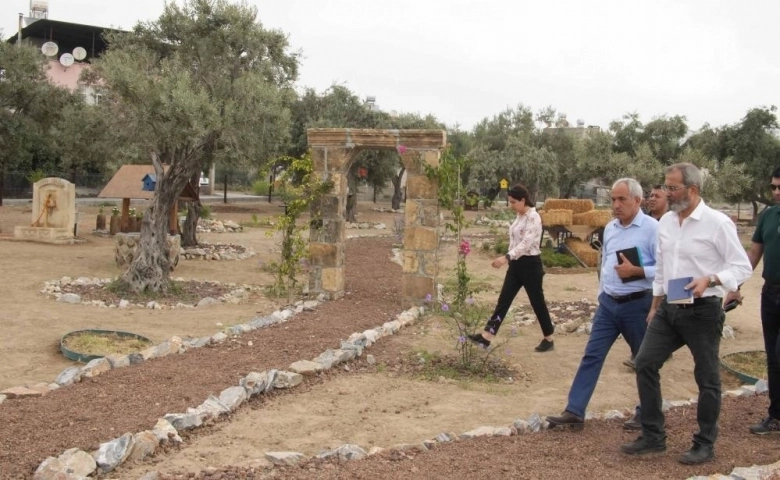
[547, 178, 658, 430]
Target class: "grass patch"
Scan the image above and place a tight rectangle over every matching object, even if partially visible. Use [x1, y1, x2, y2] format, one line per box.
[722, 351, 767, 380]
[62, 332, 152, 357]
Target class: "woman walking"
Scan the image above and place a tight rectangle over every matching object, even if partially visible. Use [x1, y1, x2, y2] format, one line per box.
[468, 184, 555, 352]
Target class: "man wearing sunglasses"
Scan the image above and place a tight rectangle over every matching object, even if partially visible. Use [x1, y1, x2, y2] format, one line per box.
[729, 167, 780, 436]
[621, 163, 752, 465]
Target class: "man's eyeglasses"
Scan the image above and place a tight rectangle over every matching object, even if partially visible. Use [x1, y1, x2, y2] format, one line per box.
[770, 185, 780, 191]
[661, 184, 688, 192]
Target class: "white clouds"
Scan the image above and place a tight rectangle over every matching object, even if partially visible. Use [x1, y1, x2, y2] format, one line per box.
[2, 0, 778, 131]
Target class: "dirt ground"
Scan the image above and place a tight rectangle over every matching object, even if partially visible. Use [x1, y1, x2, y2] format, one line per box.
[0, 199, 774, 479]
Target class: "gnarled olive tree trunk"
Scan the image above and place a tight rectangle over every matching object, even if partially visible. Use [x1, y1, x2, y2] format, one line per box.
[121, 154, 191, 293]
[180, 200, 200, 247]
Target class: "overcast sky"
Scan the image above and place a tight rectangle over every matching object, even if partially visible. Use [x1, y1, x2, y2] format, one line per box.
[2, 0, 778, 132]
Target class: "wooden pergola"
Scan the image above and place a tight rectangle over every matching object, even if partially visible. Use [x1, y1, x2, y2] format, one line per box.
[98, 165, 198, 234]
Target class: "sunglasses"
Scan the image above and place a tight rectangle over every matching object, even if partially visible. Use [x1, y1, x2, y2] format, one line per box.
[770, 185, 780, 191]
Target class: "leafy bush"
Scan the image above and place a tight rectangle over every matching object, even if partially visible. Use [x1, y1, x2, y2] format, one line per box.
[541, 247, 581, 268]
[200, 204, 212, 219]
[252, 180, 271, 196]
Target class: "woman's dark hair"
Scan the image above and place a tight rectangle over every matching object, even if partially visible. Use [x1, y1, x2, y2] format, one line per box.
[507, 184, 532, 205]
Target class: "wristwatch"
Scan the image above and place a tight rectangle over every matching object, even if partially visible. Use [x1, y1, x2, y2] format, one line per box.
[505, 254, 511, 261]
[707, 275, 718, 288]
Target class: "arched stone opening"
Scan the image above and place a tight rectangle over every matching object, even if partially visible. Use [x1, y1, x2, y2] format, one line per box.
[307, 128, 447, 303]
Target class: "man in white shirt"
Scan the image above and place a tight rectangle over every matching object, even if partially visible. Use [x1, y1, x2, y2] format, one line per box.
[620, 163, 752, 465]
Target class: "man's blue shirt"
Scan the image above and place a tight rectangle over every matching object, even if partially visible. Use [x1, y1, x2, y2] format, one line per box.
[599, 211, 658, 296]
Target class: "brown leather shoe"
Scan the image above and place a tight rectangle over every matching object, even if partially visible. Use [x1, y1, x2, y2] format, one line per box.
[547, 411, 584, 431]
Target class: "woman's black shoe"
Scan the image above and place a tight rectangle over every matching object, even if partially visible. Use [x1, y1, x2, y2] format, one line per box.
[535, 339, 554, 352]
[467, 333, 491, 347]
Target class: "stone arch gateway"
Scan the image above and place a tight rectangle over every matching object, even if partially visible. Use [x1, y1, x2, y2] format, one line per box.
[307, 128, 447, 303]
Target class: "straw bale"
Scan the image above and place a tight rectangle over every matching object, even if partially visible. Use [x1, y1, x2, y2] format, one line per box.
[539, 209, 572, 226]
[544, 199, 594, 214]
[580, 209, 613, 227]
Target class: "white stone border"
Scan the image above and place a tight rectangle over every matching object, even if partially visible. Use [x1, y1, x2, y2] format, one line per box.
[39, 276, 261, 309]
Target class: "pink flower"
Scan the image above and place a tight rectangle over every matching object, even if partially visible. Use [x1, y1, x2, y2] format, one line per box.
[396, 144, 407, 155]
[459, 239, 471, 256]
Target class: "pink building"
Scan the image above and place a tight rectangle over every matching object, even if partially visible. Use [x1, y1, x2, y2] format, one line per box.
[9, 16, 120, 103]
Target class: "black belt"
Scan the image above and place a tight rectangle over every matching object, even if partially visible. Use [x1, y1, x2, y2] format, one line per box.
[607, 290, 651, 304]
[668, 296, 721, 309]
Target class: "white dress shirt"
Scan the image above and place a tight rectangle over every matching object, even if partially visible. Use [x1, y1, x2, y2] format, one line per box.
[653, 199, 752, 297]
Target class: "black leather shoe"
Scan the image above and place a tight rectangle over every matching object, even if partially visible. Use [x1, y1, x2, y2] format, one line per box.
[678, 443, 714, 465]
[467, 333, 491, 347]
[620, 436, 666, 455]
[535, 339, 554, 352]
[623, 414, 641, 431]
[547, 411, 584, 431]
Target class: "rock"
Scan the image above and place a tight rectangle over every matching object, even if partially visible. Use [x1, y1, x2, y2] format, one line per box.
[80, 358, 112, 378]
[218, 386, 248, 411]
[264, 452, 305, 466]
[289, 360, 325, 375]
[195, 395, 231, 419]
[151, 418, 181, 444]
[722, 325, 735, 339]
[241, 371, 269, 396]
[93, 433, 135, 473]
[211, 332, 228, 343]
[334, 444, 367, 460]
[368, 446, 385, 456]
[434, 432, 457, 443]
[57, 293, 81, 304]
[55, 366, 82, 386]
[105, 354, 130, 369]
[756, 379, 769, 394]
[603, 410, 625, 420]
[34, 448, 96, 479]
[118, 299, 130, 309]
[163, 412, 202, 431]
[273, 371, 303, 389]
[366, 354, 376, 365]
[460, 426, 510, 439]
[197, 297, 219, 308]
[0, 386, 46, 399]
[127, 431, 159, 462]
[527, 413, 543, 432]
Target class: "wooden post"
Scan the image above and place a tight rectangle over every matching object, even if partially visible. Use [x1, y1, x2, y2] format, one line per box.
[121, 198, 130, 232]
[169, 199, 178, 235]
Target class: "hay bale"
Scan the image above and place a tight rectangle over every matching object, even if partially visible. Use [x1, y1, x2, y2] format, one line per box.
[539, 209, 572, 226]
[564, 238, 600, 267]
[572, 213, 588, 225]
[580, 209, 613, 227]
[544, 199, 594, 214]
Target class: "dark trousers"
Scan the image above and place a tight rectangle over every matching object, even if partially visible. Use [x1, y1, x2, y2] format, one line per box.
[485, 255, 554, 337]
[761, 285, 780, 419]
[634, 297, 724, 446]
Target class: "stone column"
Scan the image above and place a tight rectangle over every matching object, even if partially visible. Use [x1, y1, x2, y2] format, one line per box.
[401, 149, 440, 303]
[308, 146, 350, 300]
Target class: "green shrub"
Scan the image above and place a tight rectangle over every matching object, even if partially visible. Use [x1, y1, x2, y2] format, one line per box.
[252, 180, 272, 196]
[200, 204, 212, 219]
[541, 247, 580, 268]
